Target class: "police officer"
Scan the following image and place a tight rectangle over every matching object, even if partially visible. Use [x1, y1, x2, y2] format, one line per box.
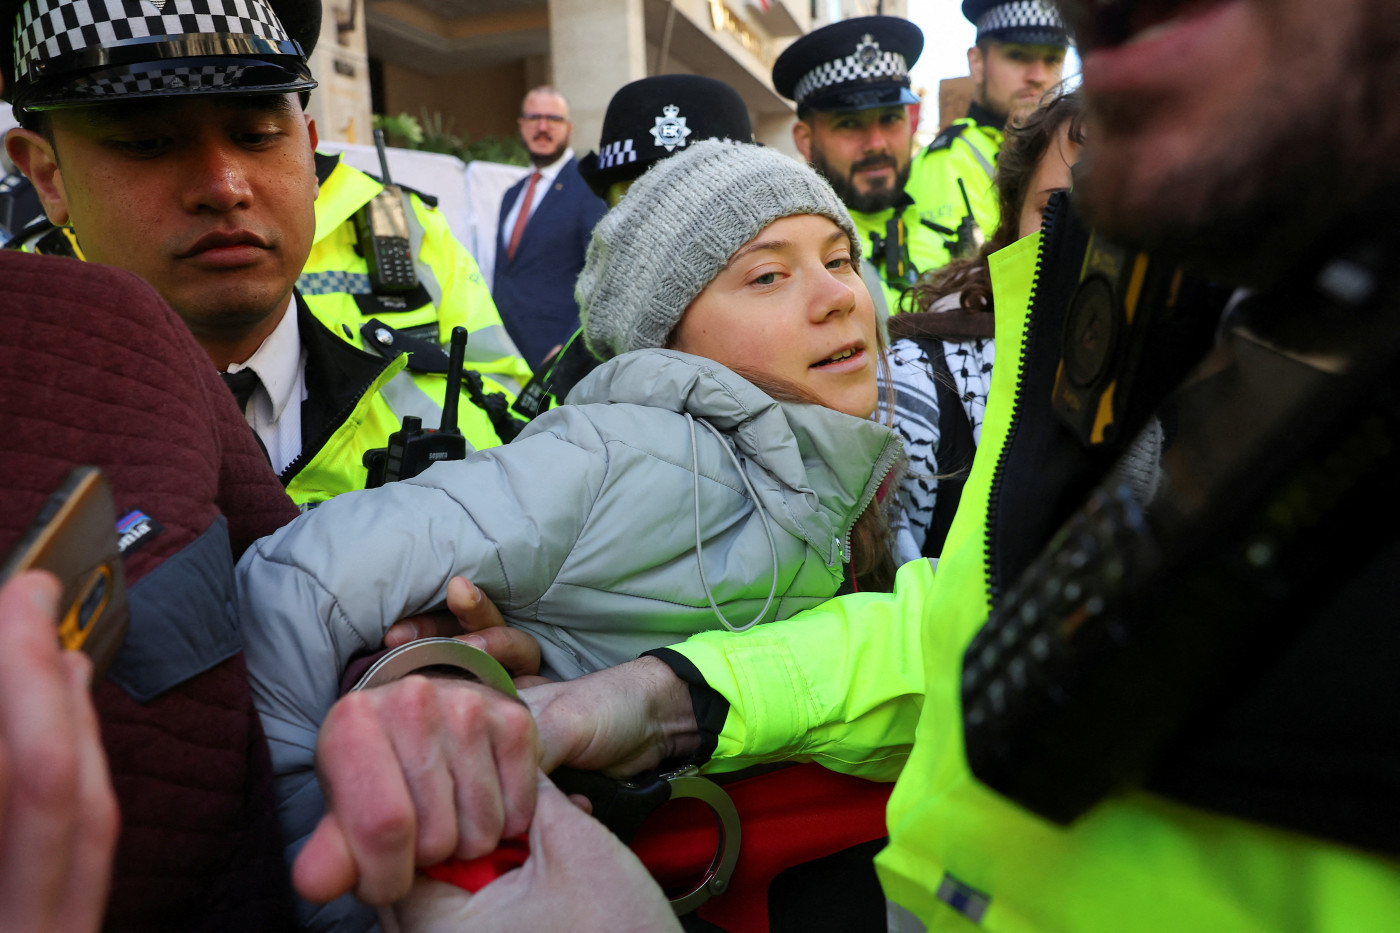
[773, 15, 937, 313]
[904, 0, 1069, 264]
[2, 0, 514, 506]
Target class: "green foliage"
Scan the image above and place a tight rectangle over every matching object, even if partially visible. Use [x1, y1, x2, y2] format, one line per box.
[372, 109, 528, 167]
[372, 111, 423, 148]
[461, 136, 529, 166]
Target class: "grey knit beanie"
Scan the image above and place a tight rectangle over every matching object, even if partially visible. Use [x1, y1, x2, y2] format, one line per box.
[577, 139, 860, 361]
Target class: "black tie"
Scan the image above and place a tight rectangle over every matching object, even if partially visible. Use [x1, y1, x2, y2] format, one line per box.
[221, 368, 261, 414]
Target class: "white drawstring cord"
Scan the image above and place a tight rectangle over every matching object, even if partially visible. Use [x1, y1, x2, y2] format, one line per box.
[687, 413, 780, 633]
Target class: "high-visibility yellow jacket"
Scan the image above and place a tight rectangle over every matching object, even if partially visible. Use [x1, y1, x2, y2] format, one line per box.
[278, 297, 516, 509]
[668, 231, 1400, 931]
[301, 153, 532, 394]
[849, 194, 949, 314]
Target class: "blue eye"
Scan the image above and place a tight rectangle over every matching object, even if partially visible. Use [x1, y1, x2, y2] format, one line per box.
[752, 272, 778, 286]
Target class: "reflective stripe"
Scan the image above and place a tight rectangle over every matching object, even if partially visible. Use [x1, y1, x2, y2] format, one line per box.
[963, 135, 996, 180]
[407, 195, 444, 307]
[462, 323, 517, 359]
[380, 367, 441, 421]
[376, 367, 493, 454]
[297, 269, 371, 295]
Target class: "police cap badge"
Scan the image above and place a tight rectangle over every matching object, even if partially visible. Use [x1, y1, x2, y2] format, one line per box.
[578, 73, 754, 199]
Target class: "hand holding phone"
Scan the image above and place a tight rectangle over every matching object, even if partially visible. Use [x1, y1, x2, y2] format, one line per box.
[0, 466, 128, 680]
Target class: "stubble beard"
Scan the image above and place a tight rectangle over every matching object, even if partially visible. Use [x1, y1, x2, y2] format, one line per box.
[978, 75, 1011, 127]
[1076, 0, 1400, 286]
[808, 146, 912, 215]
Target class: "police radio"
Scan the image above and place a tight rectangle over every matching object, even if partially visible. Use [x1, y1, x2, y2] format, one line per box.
[364, 326, 470, 487]
[869, 216, 918, 291]
[917, 188, 980, 263]
[353, 130, 419, 294]
[950, 178, 985, 261]
[511, 329, 600, 421]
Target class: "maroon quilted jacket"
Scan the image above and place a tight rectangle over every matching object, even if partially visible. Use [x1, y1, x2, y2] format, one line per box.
[0, 251, 302, 931]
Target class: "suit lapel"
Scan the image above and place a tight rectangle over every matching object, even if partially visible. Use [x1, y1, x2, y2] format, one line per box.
[502, 157, 575, 263]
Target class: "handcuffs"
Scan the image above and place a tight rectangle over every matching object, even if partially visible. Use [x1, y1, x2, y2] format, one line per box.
[352, 638, 741, 914]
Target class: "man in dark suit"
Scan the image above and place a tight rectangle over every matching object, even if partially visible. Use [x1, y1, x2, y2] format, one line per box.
[494, 86, 607, 371]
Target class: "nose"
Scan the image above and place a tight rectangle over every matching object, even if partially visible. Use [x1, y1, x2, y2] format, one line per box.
[181, 137, 254, 214]
[1026, 59, 1049, 86]
[810, 261, 858, 321]
[860, 121, 888, 154]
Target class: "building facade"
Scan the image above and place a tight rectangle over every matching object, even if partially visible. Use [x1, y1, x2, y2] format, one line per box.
[307, 0, 909, 158]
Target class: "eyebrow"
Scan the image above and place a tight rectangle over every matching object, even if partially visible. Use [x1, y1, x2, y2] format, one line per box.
[727, 226, 849, 266]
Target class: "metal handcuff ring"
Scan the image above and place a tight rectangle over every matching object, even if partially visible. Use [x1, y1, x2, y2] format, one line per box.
[349, 637, 741, 914]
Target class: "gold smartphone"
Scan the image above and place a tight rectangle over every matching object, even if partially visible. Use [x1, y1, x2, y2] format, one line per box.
[1, 466, 128, 681]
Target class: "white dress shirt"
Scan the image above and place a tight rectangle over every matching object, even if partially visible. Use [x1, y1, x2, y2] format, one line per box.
[224, 295, 307, 476]
[500, 147, 575, 238]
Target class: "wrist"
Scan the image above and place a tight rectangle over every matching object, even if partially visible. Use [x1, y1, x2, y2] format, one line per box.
[634, 654, 701, 763]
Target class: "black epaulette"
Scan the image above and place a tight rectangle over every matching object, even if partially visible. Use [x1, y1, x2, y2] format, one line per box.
[315, 151, 440, 209]
[924, 121, 970, 155]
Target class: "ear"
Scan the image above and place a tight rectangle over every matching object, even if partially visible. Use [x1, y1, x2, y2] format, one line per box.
[5, 127, 70, 226]
[967, 45, 985, 84]
[304, 114, 320, 197]
[793, 119, 813, 162]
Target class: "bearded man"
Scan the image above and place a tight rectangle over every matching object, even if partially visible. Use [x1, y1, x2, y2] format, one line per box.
[773, 15, 941, 313]
[492, 86, 606, 371]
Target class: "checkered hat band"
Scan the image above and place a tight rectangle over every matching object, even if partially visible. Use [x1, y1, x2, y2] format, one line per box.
[64, 62, 247, 98]
[975, 0, 1065, 37]
[597, 139, 637, 170]
[15, 0, 291, 79]
[793, 49, 908, 106]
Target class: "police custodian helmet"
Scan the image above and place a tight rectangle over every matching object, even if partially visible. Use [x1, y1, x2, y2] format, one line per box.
[962, 0, 1071, 47]
[577, 74, 755, 199]
[1, 0, 320, 115]
[771, 15, 923, 113]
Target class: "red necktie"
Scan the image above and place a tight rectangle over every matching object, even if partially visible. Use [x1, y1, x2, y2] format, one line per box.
[506, 171, 542, 261]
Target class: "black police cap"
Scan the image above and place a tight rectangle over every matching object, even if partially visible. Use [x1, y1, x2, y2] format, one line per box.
[2, 0, 320, 112]
[577, 74, 755, 199]
[962, 0, 1071, 47]
[772, 15, 922, 113]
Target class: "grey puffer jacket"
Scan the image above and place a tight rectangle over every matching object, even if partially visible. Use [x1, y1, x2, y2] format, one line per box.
[236, 348, 901, 925]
